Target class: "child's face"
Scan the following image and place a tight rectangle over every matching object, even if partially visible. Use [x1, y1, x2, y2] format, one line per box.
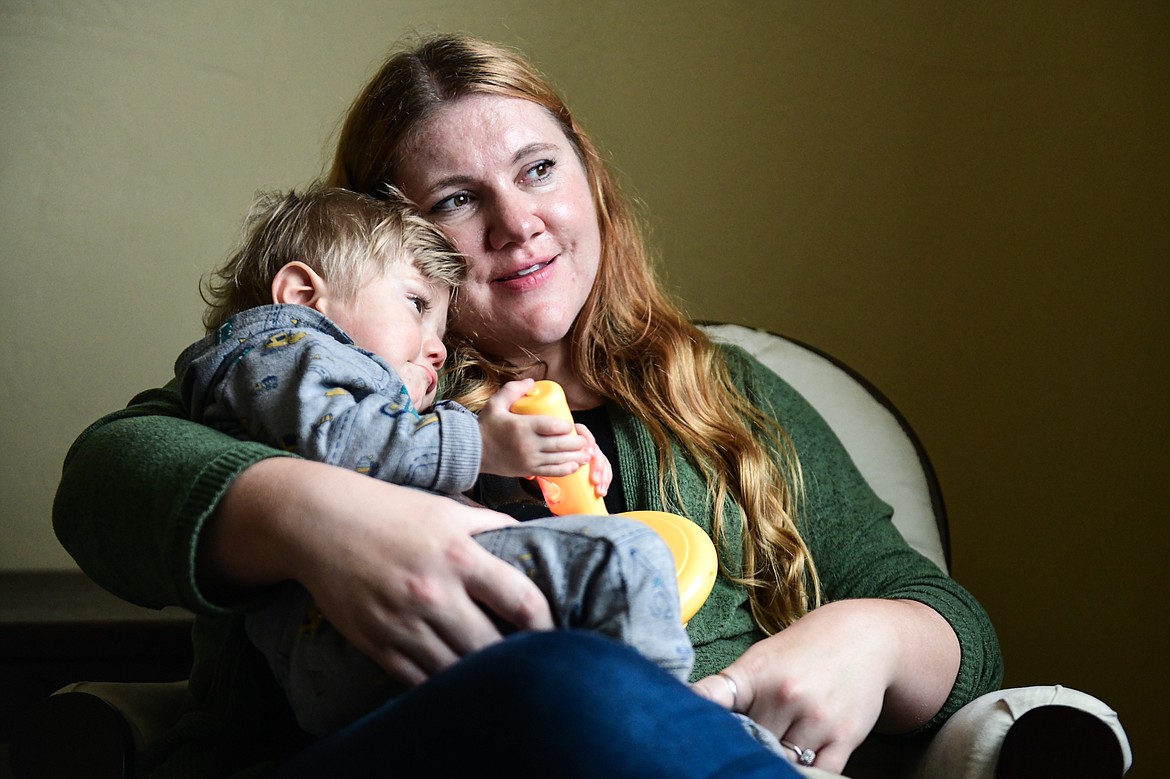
[328, 262, 451, 410]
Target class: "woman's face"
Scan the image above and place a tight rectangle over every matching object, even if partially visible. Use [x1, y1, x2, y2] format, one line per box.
[397, 94, 601, 367]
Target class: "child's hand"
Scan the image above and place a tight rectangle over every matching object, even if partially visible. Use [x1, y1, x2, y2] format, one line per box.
[575, 423, 611, 498]
[479, 379, 592, 478]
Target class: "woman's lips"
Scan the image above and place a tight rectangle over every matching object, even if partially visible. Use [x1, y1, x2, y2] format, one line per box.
[492, 257, 556, 289]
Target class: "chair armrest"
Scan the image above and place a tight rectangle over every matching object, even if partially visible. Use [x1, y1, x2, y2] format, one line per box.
[911, 685, 1131, 778]
[9, 680, 190, 779]
[54, 680, 189, 753]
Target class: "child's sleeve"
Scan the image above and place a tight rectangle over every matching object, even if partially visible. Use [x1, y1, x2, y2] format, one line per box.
[178, 325, 481, 495]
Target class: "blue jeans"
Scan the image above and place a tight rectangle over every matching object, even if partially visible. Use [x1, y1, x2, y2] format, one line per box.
[271, 631, 798, 778]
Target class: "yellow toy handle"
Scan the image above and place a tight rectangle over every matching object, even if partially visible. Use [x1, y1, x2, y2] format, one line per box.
[509, 381, 608, 516]
[510, 380, 717, 623]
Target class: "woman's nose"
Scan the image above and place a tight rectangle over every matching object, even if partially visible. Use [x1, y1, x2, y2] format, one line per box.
[487, 192, 544, 250]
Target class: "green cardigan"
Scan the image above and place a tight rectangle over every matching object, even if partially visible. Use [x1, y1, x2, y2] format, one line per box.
[53, 343, 1002, 777]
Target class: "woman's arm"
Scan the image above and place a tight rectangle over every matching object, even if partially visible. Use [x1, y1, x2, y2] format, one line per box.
[55, 383, 554, 684]
[203, 456, 554, 684]
[692, 347, 1001, 772]
[694, 598, 959, 771]
[53, 384, 283, 612]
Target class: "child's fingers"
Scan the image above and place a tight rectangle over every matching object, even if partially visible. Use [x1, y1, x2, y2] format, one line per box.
[525, 415, 576, 438]
[514, 417, 584, 457]
[590, 455, 611, 497]
[529, 460, 590, 478]
[494, 378, 537, 408]
[591, 460, 611, 496]
[577, 424, 613, 497]
[574, 423, 597, 447]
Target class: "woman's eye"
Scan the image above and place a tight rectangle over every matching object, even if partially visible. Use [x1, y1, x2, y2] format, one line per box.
[524, 160, 555, 181]
[432, 192, 471, 213]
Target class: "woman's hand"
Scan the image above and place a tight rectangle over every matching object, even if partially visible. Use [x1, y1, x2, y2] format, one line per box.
[200, 457, 555, 686]
[691, 599, 958, 773]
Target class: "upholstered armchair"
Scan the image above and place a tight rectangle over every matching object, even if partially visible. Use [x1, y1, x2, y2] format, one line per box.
[9, 324, 1131, 779]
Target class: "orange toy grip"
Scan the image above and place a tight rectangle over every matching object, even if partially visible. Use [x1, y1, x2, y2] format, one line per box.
[511, 380, 718, 623]
[510, 380, 608, 516]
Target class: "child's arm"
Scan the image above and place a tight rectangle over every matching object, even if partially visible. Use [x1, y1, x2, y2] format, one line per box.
[176, 318, 480, 495]
[477, 379, 611, 497]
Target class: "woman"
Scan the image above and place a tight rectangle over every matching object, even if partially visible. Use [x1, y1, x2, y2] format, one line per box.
[54, 34, 1001, 777]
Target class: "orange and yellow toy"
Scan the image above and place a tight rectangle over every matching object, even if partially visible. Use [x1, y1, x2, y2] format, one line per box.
[511, 381, 718, 624]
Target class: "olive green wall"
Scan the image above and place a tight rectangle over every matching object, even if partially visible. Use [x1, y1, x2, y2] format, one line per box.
[2, 2, 1165, 774]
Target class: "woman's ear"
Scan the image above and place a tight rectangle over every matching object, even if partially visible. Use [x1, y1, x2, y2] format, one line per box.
[271, 262, 327, 309]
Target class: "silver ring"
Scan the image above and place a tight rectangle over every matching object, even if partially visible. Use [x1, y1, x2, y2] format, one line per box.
[716, 672, 739, 712]
[780, 740, 817, 767]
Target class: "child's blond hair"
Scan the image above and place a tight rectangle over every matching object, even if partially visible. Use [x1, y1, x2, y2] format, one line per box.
[202, 184, 464, 333]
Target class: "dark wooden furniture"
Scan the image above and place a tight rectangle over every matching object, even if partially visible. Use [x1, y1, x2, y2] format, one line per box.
[0, 571, 194, 745]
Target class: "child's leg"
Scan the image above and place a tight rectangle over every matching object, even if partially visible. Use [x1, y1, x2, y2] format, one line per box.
[246, 514, 693, 738]
[473, 515, 695, 681]
[245, 584, 405, 737]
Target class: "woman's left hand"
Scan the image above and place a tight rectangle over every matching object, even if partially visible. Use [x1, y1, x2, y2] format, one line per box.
[691, 598, 958, 773]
